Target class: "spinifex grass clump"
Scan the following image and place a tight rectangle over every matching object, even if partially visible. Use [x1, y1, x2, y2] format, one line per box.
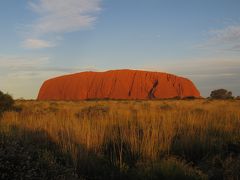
[0, 100, 240, 179]
[75, 105, 110, 120]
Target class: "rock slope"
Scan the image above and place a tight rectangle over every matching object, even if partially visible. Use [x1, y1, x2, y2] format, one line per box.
[37, 69, 200, 100]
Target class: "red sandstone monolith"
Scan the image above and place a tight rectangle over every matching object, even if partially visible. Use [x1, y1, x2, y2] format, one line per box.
[37, 69, 200, 100]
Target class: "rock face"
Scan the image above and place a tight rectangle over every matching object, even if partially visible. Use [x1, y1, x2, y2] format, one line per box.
[37, 69, 200, 100]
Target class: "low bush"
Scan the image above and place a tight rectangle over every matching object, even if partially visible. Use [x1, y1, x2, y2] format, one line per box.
[210, 89, 233, 99]
[0, 91, 14, 115]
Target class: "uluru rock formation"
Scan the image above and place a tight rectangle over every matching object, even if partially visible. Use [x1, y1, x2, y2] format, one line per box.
[37, 69, 200, 100]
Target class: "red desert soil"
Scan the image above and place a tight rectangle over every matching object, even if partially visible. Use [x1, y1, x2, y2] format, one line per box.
[37, 69, 200, 100]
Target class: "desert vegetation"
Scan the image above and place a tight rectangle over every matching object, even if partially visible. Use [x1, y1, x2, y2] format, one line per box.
[210, 89, 233, 99]
[0, 91, 14, 116]
[1, 99, 240, 179]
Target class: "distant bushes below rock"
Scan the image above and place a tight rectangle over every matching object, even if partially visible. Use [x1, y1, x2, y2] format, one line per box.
[209, 89, 240, 100]
[210, 89, 233, 99]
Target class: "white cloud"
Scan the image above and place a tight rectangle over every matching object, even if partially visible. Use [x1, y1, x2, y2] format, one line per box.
[30, 0, 101, 34]
[199, 24, 240, 52]
[209, 25, 240, 43]
[22, 38, 55, 49]
[22, 0, 101, 49]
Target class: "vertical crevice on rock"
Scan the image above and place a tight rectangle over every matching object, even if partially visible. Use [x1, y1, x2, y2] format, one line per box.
[167, 74, 170, 81]
[177, 83, 184, 98]
[144, 72, 149, 94]
[128, 72, 137, 97]
[172, 76, 176, 87]
[108, 74, 118, 97]
[148, 80, 158, 99]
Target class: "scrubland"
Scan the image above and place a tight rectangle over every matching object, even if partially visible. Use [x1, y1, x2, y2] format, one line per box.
[0, 99, 240, 179]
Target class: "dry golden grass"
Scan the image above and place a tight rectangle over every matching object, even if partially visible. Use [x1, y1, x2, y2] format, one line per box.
[1, 99, 240, 179]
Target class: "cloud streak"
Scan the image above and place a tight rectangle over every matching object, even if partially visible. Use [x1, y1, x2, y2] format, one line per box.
[22, 38, 55, 49]
[0, 55, 99, 98]
[0, 56, 50, 69]
[141, 57, 240, 97]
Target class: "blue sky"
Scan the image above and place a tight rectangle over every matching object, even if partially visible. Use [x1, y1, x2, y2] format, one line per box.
[0, 0, 240, 99]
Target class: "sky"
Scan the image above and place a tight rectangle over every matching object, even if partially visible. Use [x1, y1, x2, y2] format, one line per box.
[0, 0, 240, 99]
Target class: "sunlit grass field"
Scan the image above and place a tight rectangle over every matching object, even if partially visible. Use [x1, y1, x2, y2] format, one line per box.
[1, 100, 240, 179]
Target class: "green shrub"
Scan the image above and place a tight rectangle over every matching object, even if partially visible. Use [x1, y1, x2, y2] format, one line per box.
[210, 89, 233, 99]
[0, 91, 14, 114]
